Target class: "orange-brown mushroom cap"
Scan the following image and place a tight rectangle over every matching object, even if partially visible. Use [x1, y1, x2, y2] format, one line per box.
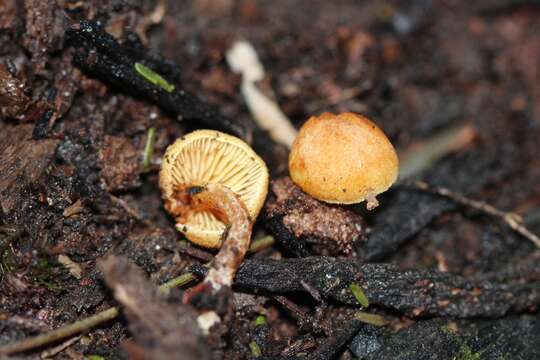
[159, 130, 269, 248]
[288, 112, 398, 206]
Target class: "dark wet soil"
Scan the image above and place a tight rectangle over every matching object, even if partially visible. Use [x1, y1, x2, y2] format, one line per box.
[1, 1, 539, 359]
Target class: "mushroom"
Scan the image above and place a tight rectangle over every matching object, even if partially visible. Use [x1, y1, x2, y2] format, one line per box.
[160, 130, 269, 291]
[288, 112, 398, 210]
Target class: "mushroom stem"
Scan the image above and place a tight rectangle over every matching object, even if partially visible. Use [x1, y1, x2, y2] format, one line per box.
[365, 193, 379, 210]
[170, 183, 252, 291]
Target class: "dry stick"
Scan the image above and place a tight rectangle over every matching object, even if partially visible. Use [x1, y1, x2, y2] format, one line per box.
[177, 243, 214, 262]
[0, 271, 197, 356]
[398, 124, 476, 179]
[273, 295, 310, 322]
[0, 308, 119, 356]
[248, 235, 275, 254]
[39, 335, 81, 358]
[300, 280, 324, 303]
[410, 180, 540, 248]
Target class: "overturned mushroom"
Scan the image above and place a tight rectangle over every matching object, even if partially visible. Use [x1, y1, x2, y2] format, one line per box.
[289, 112, 398, 210]
[160, 130, 269, 290]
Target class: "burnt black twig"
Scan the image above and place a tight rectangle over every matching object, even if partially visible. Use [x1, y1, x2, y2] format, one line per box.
[196, 257, 540, 318]
[5, 255, 538, 356]
[66, 21, 286, 173]
[66, 21, 245, 139]
[359, 316, 540, 360]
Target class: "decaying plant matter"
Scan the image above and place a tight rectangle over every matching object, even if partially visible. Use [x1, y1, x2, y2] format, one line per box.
[99, 255, 211, 360]
[0, 63, 28, 119]
[265, 177, 365, 256]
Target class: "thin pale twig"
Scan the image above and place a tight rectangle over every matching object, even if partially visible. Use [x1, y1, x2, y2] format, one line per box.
[300, 280, 323, 303]
[0, 308, 119, 356]
[39, 335, 81, 358]
[409, 180, 540, 248]
[273, 295, 310, 323]
[248, 235, 275, 253]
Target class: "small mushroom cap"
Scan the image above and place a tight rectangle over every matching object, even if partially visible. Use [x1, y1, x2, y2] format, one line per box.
[160, 130, 269, 248]
[288, 112, 398, 204]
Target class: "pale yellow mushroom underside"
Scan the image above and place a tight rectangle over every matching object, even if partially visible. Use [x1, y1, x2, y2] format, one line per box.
[159, 130, 269, 248]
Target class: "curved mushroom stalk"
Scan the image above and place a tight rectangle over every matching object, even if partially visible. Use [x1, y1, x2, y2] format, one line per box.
[167, 183, 252, 291]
